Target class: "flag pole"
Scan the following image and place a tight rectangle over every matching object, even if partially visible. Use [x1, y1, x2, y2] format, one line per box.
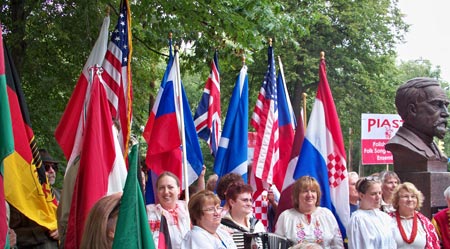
[302, 92, 307, 130]
[173, 45, 190, 202]
[278, 56, 295, 129]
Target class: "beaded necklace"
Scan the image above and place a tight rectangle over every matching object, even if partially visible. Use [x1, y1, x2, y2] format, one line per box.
[396, 211, 418, 244]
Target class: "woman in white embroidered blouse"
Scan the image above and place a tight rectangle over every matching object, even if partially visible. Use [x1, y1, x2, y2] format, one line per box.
[390, 182, 440, 248]
[275, 176, 343, 248]
[147, 172, 190, 248]
[182, 190, 236, 249]
[347, 176, 396, 249]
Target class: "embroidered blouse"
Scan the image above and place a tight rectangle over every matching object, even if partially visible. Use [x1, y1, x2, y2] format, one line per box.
[275, 207, 343, 248]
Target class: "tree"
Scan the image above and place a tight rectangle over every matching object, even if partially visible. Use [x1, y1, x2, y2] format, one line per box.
[1, 0, 409, 175]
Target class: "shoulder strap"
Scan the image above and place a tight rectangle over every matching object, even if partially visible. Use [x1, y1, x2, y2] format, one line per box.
[221, 218, 248, 233]
[249, 217, 259, 233]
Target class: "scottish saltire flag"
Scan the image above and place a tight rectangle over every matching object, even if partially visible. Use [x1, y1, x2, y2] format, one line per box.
[102, 0, 133, 156]
[194, 51, 221, 157]
[293, 54, 349, 238]
[214, 65, 248, 181]
[143, 43, 204, 190]
[251, 45, 279, 185]
[272, 58, 296, 191]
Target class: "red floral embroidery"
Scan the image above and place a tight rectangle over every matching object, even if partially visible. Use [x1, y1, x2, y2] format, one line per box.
[149, 220, 161, 232]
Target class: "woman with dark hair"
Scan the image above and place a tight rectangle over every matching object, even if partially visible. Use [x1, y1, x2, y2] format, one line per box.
[390, 182, 439, 248]
[147, 171, 190, 248]
[347, 176, 396, 248]
[221, 183, 265, 248]
[80, 193, 122, 249]
[182, 190, 236, 248]
[275, 176, 343, 248]
[215, 173, 244, 215]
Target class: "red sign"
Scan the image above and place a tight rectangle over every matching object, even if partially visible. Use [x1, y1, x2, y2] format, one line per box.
[361, 114, 403, 165]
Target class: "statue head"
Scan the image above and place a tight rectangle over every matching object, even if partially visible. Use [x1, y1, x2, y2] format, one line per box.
[395, 77, 449, 140]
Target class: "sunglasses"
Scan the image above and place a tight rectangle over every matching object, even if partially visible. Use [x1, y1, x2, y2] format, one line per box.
[44, 163, 58, 172]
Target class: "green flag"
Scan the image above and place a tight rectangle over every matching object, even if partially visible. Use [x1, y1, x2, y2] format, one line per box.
[112, 143, 155, 249]
[1, 27, 14, 249]
[0, 35, 13, 174]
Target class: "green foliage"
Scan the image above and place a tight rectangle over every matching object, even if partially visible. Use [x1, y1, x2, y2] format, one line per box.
[3, 0, 434, 178]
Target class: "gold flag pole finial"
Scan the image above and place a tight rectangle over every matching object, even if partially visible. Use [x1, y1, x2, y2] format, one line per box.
[105, 6, 110, 16]
[320, 51, 325, 60]
[242, 54, 246, 65]
[169, 32, 173, 40]
[269, 38, 273, 47]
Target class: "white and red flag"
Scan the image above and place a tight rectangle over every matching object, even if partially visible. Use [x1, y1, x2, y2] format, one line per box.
[64, 67, 126, 249]
[55, 15, 110, 166]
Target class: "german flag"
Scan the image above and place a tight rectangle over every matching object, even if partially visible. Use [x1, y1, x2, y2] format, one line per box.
[3, 41, 57, 231]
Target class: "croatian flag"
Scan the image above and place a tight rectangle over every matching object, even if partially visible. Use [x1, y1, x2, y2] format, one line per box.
[214, 65, 248, 181]
[292, 55, 349, 238]
[143, 43, 204, 189]
[194, 51, 221, 157]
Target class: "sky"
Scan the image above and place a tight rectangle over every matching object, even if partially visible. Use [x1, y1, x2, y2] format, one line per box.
[396, 0, 450, 82]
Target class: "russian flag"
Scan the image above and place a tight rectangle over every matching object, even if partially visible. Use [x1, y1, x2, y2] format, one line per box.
[143, 43, 204, 190]
[214, 65, 248, 181]
[291, 54, 350, 238]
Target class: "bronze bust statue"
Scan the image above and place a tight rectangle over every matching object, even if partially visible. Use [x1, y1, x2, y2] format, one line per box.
[385, 77, 449, 171]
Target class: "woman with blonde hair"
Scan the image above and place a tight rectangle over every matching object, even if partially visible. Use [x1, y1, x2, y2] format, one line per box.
[390, 182, 439, 248]
[80, 192, 122, 249]
[275, 176, 343, 248]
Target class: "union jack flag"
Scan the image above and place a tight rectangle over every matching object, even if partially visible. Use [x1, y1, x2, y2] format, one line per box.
[194, 51, 221, 156]
[102, 0, 132, 156]
[251, 44, 279, 185]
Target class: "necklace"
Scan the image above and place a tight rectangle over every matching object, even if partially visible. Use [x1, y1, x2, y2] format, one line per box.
[396, 211, 418, 244]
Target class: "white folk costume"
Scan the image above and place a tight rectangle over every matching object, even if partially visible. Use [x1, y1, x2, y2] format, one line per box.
[391, 211, 440, 249]
[147, 200, 190, 248]
[347, 209, 396, 249]
[275, 207, 343, 248]
[182, 225, 237, 249]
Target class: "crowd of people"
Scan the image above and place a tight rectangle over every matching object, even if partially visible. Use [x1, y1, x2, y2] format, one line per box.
[7, 148, 450, 248]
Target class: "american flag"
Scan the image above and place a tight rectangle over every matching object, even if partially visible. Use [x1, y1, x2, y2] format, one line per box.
[194, 51, 221, 156]
[251, 44, 279, 185]
[102, 0, 132, 155]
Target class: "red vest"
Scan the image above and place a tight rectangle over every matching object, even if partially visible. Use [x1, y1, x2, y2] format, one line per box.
[433, 208, 450, 248]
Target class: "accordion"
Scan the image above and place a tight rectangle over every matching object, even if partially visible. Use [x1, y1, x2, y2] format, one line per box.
[242, 232, 294, 249]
